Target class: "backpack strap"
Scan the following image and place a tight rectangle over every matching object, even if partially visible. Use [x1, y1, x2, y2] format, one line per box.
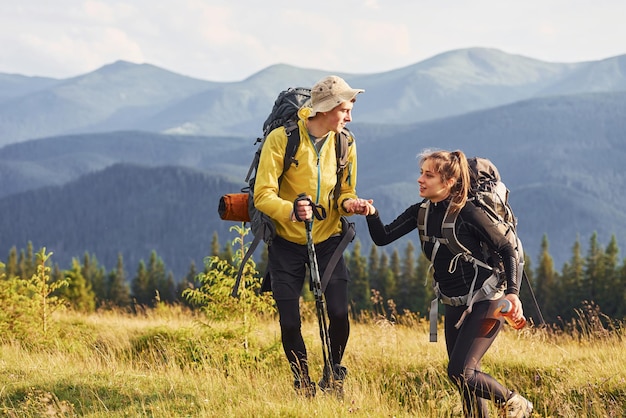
[440, 204, 492, 272]
[320, 216, 355, 292]
[231, 232, 263, 298]
[417, 200, 430, 252]
[282, 120, 301, 177]
[331, 128, 352, 209]
[417, 200, 447, 264]
[418, 200, 442, 342]
[336, 128, 351, 168]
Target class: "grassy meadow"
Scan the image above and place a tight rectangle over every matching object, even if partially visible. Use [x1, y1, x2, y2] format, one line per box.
[1, 304, 625, 417]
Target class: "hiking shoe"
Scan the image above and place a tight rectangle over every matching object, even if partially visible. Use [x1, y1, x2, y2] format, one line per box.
[293, 378, 316, 398]
[318, 364, 347, 399]
[503, 392, 533, 417]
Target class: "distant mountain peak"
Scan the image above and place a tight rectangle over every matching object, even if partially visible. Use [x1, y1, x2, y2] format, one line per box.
[2, 47, 625, 146]
[101, 60, 143, 70]
[89, 60, 166, 77]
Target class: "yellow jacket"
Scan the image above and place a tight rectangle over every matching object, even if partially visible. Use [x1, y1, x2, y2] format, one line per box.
[254, 107, 359, 245]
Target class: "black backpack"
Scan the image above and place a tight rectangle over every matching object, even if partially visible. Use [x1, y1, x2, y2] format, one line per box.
[229, 87, 354, 297]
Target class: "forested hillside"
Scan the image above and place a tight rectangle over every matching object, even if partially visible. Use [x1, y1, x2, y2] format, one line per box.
[0, 164, 238, 278]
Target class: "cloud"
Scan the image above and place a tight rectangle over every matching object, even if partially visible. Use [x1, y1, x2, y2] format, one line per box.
[1, 0, 625, 80]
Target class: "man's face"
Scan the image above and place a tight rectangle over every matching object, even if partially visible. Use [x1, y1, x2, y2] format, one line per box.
[324, 100, 354, 133]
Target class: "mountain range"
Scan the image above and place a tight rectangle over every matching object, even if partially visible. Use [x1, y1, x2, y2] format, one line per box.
[1, 47, 625, 278]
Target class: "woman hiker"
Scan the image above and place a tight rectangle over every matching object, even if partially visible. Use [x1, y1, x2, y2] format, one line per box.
[362, 149, 533, 417]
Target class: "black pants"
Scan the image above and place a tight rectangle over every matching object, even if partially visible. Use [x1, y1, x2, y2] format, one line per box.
[268, 235, 350, 381]
[445, 300, 512, 417]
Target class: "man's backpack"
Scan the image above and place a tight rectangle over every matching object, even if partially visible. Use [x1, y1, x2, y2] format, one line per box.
[418, 157, 543, 339]
[219, 87, 355, 297]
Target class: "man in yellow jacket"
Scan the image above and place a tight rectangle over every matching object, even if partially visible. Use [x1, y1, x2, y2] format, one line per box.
[254, 75, 371, 397]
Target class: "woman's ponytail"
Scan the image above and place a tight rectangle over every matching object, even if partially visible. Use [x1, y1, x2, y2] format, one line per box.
[448, 150, 469, 215]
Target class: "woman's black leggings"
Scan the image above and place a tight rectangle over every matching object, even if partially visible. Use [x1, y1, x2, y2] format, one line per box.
[444, 300, 512, 417]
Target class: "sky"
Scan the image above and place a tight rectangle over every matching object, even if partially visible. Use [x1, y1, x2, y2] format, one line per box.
[2, 0, 625, 82]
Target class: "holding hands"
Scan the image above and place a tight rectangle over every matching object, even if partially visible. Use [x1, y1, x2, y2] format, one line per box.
[291, 196, 376, 222]
[343, 198, 376, 216]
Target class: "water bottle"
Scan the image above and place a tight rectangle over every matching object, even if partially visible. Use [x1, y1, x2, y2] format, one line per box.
[496, 299, 526, 330]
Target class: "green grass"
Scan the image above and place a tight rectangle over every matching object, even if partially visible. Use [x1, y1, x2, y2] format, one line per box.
[1, 306, 625, 417]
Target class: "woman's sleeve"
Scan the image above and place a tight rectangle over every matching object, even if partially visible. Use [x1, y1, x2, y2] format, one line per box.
[366, 203, 421, 246]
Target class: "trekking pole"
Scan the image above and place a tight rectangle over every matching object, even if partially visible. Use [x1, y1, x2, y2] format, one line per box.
[296, 194, 334, 381]
[522, 269, 546, 325]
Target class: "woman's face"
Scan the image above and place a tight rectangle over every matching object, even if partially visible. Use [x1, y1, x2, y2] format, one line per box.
[418, 159, 452, 202]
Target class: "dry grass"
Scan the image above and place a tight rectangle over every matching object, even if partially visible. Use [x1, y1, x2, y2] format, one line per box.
[1, 305, 625, 417]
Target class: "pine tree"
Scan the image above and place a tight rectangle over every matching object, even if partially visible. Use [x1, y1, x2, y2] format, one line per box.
[18, 242, 36, 280]
[211, 232, 220, 257]
[146, 251, 169, 305]
[377, 251, 389, 297]
[519, 252, 546, 324]
[51, 263, 64, 281]
[583, 233, 605, 305]
[414, 251, 434, 316]
[368, 245, 381, 296]
[599, 235, 620, 317]
[82, 253, 107, 308]
[378, 252, 396, 310]
[26, 248, 68, 339]
[61, 258, 96, 313]
[535, 235, 558, 322]
[5, 247, 17, 278]
[617, 261, 626, 319]
[221, 242, 234, 265]
[347, 240, 371, 313]
[131, 260, 151, 306]
[559, 237, 584, 321]
[397, 242, 416, 312]
[183, 260, 199, 287]
[163, 272, 177, 303]
[107, 254, 131, 308]
[178, 261, 198, 309]
[388, 248, 401, 305]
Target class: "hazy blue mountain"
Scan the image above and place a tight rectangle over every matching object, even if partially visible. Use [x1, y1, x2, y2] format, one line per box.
[0, 73, 61, 103]
[0, 131, 246, 197]
[538, 54, 626, 96]
[0, 61, 216, 145]
[136, 64, 340, 136]
[348, 47, 580, 123]
[2, 48, 626, 145]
